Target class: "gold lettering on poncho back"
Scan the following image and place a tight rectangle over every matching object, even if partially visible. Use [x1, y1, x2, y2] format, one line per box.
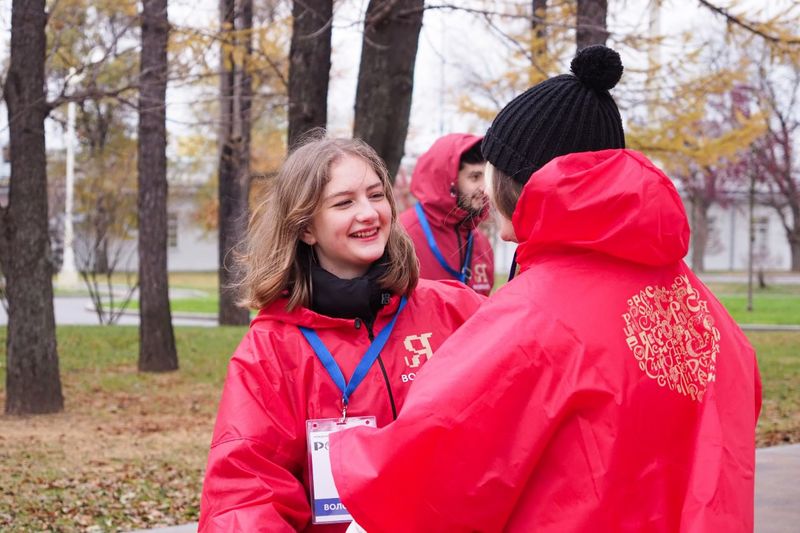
[622, 275, 719, 402]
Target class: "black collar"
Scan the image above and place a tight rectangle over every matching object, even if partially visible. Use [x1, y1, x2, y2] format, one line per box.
[310, 261, 392, 327]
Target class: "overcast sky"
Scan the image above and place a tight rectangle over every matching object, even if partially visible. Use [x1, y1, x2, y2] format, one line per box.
[322, 0, 791, 159]
[0, 0, 793, 168]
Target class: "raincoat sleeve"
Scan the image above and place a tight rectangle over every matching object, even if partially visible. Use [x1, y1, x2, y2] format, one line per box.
[330, 292, 582, 532]
[199, 331, 309, 532]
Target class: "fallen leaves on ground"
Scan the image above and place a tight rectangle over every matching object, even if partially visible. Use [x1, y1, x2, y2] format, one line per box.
[0, 372, 217, 532]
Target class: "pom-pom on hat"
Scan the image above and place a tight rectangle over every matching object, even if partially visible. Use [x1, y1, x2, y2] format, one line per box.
[481, 45, 626, 184]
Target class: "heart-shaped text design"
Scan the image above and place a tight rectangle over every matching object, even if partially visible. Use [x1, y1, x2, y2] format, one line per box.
[622, 275, 719, 402]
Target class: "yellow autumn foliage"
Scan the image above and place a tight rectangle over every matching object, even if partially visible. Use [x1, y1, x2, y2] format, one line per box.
[458, 1, 576, 121]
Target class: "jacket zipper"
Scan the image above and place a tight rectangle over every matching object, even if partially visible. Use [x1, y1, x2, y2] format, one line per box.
[356, 318, 398, 420]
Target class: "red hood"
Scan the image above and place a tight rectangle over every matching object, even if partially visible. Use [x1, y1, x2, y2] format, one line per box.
[410, 133, 488, 228]
[513, 149, 690, 267]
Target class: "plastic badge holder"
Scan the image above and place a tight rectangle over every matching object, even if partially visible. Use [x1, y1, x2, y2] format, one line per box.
[307, 416, 376, 524]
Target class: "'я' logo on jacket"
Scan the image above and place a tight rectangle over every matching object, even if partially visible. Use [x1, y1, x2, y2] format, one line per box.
[471, 262, 491, 293]
[400, 332, 433, 382]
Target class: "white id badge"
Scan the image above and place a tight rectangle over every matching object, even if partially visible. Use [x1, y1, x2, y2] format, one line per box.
[307, 416, 376, 524]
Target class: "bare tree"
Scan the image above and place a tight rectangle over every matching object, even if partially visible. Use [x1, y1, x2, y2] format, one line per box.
[74, 180, 139, 325]
[0, 0, 64, 414]
[576, 0, 608, 51]
[138, 0, 178, 371]
[218, 0, 253, 326]
[353, 0, 424, 181]
[288, 0, 332, 148]
[697, 0, 800, 46]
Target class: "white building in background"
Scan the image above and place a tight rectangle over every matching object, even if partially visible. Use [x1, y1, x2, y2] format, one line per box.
[58, 191, 219, 274]
[696, 200, 792, 272]
[165, 187, 218, 271]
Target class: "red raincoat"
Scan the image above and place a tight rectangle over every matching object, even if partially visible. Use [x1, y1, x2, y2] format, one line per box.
[331, 149, 761, 532]
[199, 279, 484, 532]
[399, 134, 495, 295]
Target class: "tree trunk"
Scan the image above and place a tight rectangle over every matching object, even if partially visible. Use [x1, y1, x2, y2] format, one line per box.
[288, 0, 332, 148]
[96, 233, 110, 274]
[237, 0, 253, 213]
[530, 0, 548, 84]
[1, 0, 64, 414]
[532, 0, 547, 32]
[576, 0, 608, 51]
[789, 228, 800, 272]
[138, 0, 177, 372]
[689, 195, 710, 273]
[353, 0, 424, 181]
[217, 0, 251, 325]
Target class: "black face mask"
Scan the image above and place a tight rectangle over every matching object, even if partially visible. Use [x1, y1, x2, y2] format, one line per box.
[309, 259, 392, 326]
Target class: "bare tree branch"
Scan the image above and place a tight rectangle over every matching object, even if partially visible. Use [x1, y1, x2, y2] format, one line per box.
[697, 0, 800, 45]
[366, 0, 402, 28]
[404, 3, 552, 27]
[47, 83, 140, 110]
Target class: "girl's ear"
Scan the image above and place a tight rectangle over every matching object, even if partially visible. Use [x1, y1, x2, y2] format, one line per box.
[300, 226, 317, 246]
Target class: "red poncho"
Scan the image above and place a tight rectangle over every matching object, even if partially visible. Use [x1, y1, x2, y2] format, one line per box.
[199, 280, 484, 532]
[331, 149, 761, 532]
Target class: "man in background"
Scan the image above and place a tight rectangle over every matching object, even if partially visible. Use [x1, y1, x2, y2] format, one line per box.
[399, 134, 494, 295]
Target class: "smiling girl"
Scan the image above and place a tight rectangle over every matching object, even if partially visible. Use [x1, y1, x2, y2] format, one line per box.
[198, 136, 484, 532]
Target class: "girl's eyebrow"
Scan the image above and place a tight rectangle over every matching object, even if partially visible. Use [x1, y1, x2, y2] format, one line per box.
[324, 181, 382, 201]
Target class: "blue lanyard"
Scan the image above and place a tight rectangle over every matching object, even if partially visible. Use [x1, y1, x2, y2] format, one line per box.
[414, 203, 474, 283]
[299, 296, 407, 407]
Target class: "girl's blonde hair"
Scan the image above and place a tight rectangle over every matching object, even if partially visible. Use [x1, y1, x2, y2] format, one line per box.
[238, 135, 419, 310]
[486, 162, 523, 220]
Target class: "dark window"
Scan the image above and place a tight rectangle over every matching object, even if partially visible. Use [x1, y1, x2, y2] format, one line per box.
[167, 212, 178, 248]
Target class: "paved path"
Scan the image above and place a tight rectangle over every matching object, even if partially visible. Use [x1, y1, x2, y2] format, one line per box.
[131, 525, 198, 533]
[134, 445, 800, 533]
[698, 272, 800, 285]
[755, 444, 800, 533]
[740, 324, 800, 332]
[0, 295, 217, 327]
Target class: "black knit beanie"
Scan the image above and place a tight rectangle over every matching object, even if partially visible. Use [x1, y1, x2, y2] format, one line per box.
[482, 45, 625, 184]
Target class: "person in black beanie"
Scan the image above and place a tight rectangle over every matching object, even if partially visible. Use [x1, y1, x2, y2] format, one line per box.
[329, 45, 760, 532]
[482, 44, 626, 244]
[482, 44, 625, 183]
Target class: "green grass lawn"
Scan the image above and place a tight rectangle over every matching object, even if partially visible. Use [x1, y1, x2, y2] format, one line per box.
[53, 325, 244, 388]
[706, 283, 800, 325]
[749, 331, 800, 447]
[54, 271, 219, 298]
[717, 295, 800, 325]
[163, 271, 219, 291]
[0, 325, 798, 529]
[121, 295, 220, 315]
